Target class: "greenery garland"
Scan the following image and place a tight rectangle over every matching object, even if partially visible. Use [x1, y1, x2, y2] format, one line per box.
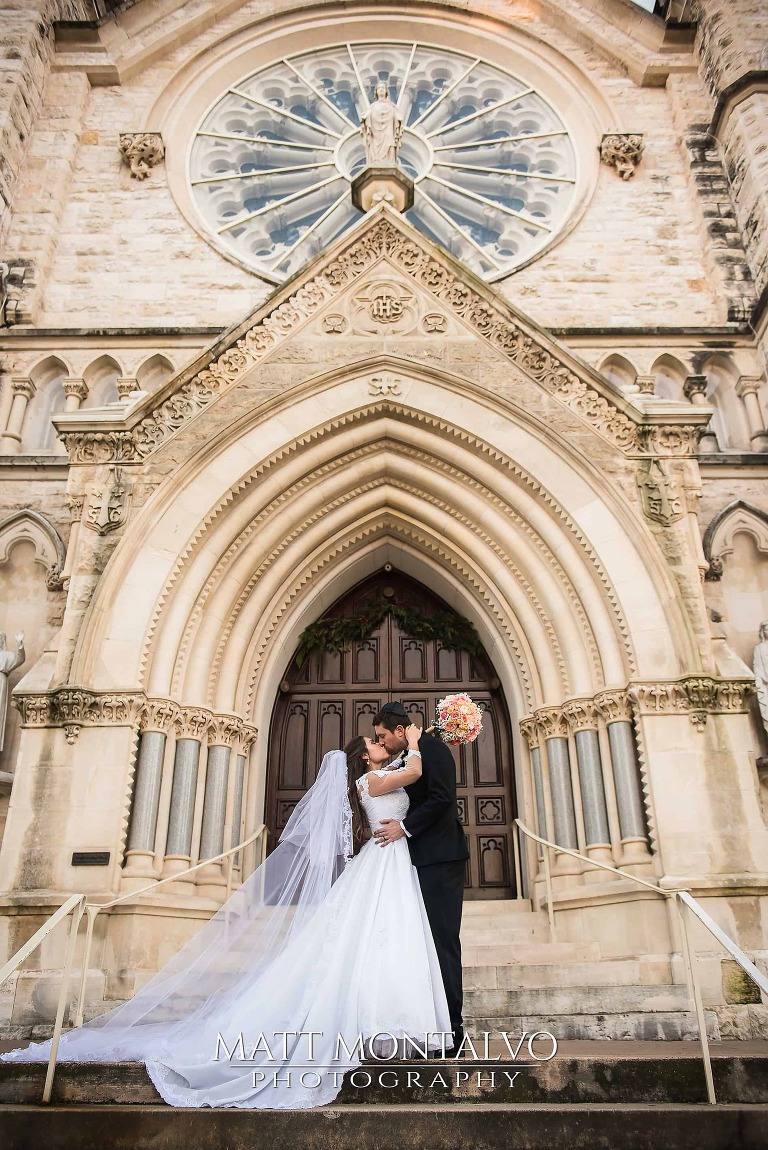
[295, 595, 484, 668]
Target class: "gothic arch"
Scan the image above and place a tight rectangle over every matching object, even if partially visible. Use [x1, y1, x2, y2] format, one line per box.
[69, 358, 698, 733]
[0, 510, 66, 589]
[703, 500, 768, 581]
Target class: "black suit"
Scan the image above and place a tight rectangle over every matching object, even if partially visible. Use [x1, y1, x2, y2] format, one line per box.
[402, 732, 469, 1049]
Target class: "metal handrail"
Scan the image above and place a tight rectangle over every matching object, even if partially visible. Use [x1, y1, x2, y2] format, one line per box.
[513, 818, 768, 1106]
[1, 825, 268, 1103]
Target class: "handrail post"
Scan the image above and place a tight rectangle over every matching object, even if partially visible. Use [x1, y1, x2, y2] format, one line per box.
[74, 905, 100, 1028]
[542, 844, 556, 942]
[43, 897, 85, 1104]
[511, 821, 524, 901]
[676, 893, 716, 1105]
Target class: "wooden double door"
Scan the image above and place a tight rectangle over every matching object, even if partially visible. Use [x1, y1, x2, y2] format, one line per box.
[267, 571, 517, 898]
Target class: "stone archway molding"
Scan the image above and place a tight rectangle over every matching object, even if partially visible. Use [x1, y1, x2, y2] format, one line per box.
[703, 499, 768, 581]
[0, 509, 66, 590]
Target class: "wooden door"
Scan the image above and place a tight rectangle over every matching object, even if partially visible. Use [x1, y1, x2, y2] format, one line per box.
[267, 571, 517, 898]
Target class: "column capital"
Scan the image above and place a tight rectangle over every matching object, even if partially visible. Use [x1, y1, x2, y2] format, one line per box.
[735, 374, 764, 399]
[117, 376, 139, 400]
[684, 374, 709, 403]
[172, 706, 212, 741]
[63, 377, 88, 401]
[208, 714, 242, 747]
[593, 689, 633, 724]
[518, 716, 540, 749]
[534, 706, 569, 740]
[635, 375, 656, 396]
[10, 376, 35, 399]
[562, 698, 601, 732]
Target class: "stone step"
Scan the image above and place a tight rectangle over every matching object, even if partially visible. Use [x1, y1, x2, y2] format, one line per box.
[2, 1048, 768, 1106]
[462, 899, 534, 916]
[462, 941, 601, 966]
[467, 1012, 717, 1041]
[1, 1101, 767, 1150]
[461, 925, 552, 945]
[466, 984, 690, 1017]
[464, 957, 674, 990]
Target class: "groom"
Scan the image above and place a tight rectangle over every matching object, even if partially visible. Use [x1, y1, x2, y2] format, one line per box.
[372, 701, 469, 1055]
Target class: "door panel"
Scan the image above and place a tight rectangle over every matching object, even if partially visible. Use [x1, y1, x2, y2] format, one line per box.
[267, 571, 517, 898]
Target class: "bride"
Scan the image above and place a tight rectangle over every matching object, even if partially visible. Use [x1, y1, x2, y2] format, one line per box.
[2, 725, 452, 1108]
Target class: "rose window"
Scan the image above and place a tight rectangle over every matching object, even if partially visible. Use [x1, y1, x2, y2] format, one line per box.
[189, 41, 577, 283]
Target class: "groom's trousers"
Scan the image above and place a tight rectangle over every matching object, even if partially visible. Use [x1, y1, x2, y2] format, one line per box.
[416, 858, 465, 1047]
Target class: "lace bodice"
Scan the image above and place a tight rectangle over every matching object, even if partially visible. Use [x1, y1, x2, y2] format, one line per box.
[356, 765, 410, 828]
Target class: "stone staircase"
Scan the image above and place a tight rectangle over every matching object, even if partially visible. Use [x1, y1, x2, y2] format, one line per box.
[2, 1044, 767, 1149]
[460, 899, 711, 1040]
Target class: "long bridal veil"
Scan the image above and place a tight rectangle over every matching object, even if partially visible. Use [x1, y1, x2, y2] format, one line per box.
[3, 750, 354, 1065]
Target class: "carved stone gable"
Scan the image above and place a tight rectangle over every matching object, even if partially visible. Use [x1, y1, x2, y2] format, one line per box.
[55, 207, 710, 465]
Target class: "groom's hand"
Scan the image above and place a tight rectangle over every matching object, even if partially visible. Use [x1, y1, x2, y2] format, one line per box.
[374, 819, 405, 846]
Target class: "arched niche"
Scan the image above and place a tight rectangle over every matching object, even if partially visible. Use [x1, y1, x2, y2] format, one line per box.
[652, 354, 688, 402]
[0, 512, 66, 776]
[83, 355, 122, 407]
[599, 354, 637, 391]
[136, 354, 175, 394]
[20, 357, 69, 453]
[701, 353, 751, 451]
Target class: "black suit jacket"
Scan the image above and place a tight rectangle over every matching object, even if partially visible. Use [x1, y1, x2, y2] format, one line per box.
[402, 731, 470, 867]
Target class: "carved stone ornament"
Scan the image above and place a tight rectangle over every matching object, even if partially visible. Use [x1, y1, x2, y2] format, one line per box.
[351, 280, 418, 333]
[533, 706, 570, 741]
[637, 458, 684, 525]
[367, 374, 403, 397]
[628, 677, 755, 727]
[518, 716, 540, 749]
[562, 698, 601, 732]
[13, 689, 257, 743]
[119, 133, 165, 180]
[600, 133, 645, 180]
[82, 466, 128, 535]
[55, 214, 706, 465]
[593, 689, 633, 724]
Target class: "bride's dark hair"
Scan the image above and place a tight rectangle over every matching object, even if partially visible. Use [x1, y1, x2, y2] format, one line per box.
[344, 735, 370, 855]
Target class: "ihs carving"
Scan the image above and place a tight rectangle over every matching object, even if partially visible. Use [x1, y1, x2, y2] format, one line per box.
[351, 280, 419, 333]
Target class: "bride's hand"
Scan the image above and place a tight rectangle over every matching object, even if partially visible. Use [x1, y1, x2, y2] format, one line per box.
[405, 723, 422, 750]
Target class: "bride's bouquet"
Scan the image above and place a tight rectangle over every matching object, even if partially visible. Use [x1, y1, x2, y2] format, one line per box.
[430, 692, 483, 745]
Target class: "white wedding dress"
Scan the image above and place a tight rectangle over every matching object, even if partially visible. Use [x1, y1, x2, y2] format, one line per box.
[3, 762, 451, 1109]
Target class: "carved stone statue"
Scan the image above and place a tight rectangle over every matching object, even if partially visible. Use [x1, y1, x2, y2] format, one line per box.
[0, 631, 25, 753]
[361, 83, 403, 166]
[753, 621, 768, 739]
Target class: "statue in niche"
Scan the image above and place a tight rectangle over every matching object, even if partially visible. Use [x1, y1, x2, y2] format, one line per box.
[753, 622, 768, 741]
[361, 82, 403, 166]
[0, 631, 25, 753]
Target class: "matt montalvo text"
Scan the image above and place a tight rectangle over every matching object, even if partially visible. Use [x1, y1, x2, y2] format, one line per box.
[212, 1030, 558, 1091]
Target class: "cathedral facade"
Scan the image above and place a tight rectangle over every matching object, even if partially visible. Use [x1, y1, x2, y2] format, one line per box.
[1, 0, 768, 1041]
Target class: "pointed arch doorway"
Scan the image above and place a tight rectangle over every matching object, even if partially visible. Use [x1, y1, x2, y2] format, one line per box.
[267, 570, 518, 899]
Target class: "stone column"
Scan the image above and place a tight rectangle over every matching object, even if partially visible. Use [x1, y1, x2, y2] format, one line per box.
[0, 378, 34, 453]
[536, 707, 581, 878]
[196, 716, 241, 898]
[595, 690, 653, 870]
[685, 374, 719, 453]
[563, 699, 614, 881]
[61, 494, 84, 580]
[162, 709, 211, 882]
[62, 378, 87, 413]
[735, 376, 768, 452]
[123, 700, 178, 881]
